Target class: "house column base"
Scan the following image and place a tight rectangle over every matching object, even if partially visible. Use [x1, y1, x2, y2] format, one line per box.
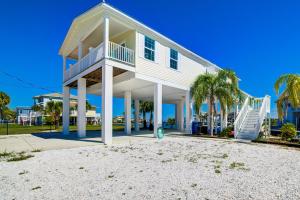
[154, 83, 162, 137]
[102, 64, 113, 145]
[63, 86, 70, 135]
[77, 78, 86, 137]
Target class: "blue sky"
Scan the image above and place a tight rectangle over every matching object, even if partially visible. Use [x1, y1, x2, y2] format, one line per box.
[0, 0, 299, 119]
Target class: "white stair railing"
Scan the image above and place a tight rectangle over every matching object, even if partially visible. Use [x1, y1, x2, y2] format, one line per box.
[254, 95, 271, 137]
[234, 96, 250, 138]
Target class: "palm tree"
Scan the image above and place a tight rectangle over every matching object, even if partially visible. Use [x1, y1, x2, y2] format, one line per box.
[71, 100, 93, 111]
[191, 69, 242, 136]
[148, 102, 154, 130]
[0, 91, 10, 121]
[274, 74, 300, 120]
[45, 101, 63, 129]
[139, 101, 152, 129]
[32, 104, 44, 113]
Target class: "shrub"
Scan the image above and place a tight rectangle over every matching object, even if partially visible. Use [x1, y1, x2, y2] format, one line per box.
[280, 123, 297, 141]
[220, 126, 233, 137]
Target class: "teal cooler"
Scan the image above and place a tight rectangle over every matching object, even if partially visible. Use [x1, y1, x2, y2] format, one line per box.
[157, 127, 164, 139]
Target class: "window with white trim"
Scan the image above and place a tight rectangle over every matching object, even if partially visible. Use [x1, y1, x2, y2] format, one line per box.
[170, 49, 178, 70]
[144, 36, 155, 61]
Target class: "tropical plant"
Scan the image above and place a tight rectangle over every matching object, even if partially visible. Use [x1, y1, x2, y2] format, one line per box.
[167, 118, 176, 125]
[274, 74, 300, 120]
[0, 91, 10, 120]
[191, 69, 242, 136]
[139, 101, 152, 129]
[44, 101, 63, 129]
[2, 108, 16, 121]
[70, 100, 93, 111]
[31, 104, 44, 113]
[280, 123, 297, 141]
[219, 126, 233, 138]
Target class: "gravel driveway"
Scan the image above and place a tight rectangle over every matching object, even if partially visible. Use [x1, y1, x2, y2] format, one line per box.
[1, 136, 300, 200]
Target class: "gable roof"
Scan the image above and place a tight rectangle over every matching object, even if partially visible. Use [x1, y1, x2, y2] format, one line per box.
[59, 3, 222, 71]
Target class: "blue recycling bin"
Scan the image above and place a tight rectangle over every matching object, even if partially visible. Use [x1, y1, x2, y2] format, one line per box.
[192, 122, 199, 134]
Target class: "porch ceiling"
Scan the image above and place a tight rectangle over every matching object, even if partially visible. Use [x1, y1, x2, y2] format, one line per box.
[67, 18, 132, 60]
[67, 67, 127, 88]
[86, 74, 187, 103]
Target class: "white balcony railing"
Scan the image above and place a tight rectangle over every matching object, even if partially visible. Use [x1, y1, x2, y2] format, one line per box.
[64, 41, 135, 82]
[64, 43, 104, 81]
[108, 41, 135, 65]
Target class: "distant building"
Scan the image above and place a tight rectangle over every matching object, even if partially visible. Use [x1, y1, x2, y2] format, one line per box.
[16, 93, 99, 125]
[16, 106, 37, 125]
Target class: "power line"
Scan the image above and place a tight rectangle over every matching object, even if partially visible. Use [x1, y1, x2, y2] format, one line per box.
[0, 70, 60, 93]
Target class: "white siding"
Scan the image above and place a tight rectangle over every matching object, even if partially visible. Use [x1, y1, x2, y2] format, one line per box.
[135, 32, 207, 88]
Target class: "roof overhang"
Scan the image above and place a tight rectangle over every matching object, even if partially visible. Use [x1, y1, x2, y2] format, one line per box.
[59, 3, 223, 72]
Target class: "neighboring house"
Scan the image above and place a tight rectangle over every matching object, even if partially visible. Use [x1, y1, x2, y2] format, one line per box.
[283, 103, 300, 130]
[16, 93, 99, 125]
[59, 2, 270, 144]
[16, 106, 37, 125]
[33, 93, 98, 125]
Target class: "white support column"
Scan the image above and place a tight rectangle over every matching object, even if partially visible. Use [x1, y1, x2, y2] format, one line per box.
[63, 56, 66, 71]
[78, 41, 83, 60]
[103, 16, 110, 58]
[77, 78, 86, 137]
[154, 83, 162, 137]
[63, 86, 70, 135]
[134, 99, 140, 132]
[175, 103, 178, 129]
[180, 99, 184, 132]
[62, 56, 66, 82]
[185, 90, 191, 133]
[102, 64, 113, 145]
[124, 91, 132, 135]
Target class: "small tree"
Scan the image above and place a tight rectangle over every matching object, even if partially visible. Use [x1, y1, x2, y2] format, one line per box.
[3, 108, 16, 121]
[139, 101, 152, 129]
[167, 118, 175, 125]
[45, 101, 63, 129]
[280, 123, 297, 141]
[0, 91, 10, 121]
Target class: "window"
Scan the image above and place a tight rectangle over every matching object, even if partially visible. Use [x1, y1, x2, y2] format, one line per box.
[144, 36, 155, 61]
[170, 49, 178, 70]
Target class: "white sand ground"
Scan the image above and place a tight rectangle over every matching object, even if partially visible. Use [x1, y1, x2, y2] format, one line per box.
[0, 136, 300, 200]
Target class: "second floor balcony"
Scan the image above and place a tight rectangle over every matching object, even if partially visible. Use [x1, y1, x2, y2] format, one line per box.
[64, 41, 135, 82]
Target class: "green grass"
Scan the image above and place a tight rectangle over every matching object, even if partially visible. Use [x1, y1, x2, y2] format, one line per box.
[7, 152, 34, 162]
[0, 151, 14, 158]
[229, 162, 245, 169]
[0, 124, 125, 135]
[31, 149, 42, 153]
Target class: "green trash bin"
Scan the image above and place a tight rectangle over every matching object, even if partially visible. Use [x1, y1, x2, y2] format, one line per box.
[157, 126, 164, 139]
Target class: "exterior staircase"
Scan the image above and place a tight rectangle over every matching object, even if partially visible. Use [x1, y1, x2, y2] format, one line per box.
[234, 95, 271, 140]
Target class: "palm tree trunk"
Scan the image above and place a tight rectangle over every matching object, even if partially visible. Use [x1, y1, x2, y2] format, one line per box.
[143, 111, 146, 128]
[209, 99, 214, 136]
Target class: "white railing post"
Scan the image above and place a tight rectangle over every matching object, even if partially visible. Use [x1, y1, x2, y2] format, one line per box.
[103, 16, 110, 59]
[234, 96, 250, 138]
[108, 41, 135, 65]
